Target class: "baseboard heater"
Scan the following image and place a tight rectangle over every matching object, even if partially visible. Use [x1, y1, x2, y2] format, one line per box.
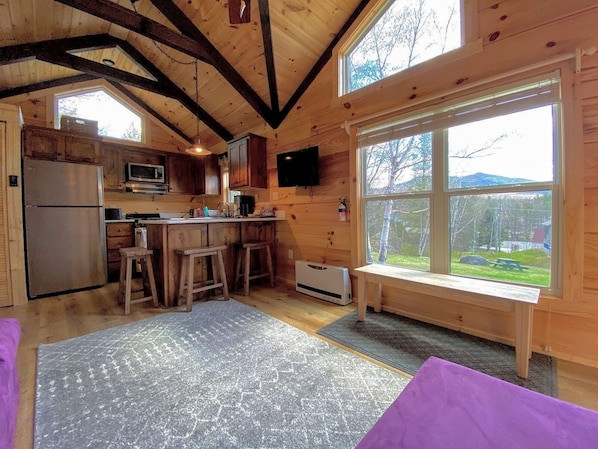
[295, 260, 352, 305]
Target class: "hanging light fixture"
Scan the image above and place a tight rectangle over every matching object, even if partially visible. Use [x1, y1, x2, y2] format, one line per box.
[185, 60, 211, 156]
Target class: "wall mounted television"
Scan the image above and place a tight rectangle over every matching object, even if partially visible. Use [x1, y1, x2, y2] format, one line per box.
[276, 146, 320, 187]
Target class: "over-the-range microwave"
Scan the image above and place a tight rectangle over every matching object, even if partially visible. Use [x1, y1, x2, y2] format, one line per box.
[125, 162, 165, 183]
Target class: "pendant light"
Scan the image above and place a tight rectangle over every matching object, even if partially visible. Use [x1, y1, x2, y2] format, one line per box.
[185, 60, 211, 156]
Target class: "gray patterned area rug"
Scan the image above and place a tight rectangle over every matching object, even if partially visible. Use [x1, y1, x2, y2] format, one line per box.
[317, 310, 557, 397]
[35, 300, 409, 449]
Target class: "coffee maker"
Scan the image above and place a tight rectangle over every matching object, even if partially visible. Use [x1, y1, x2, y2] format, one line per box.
[234, 195, 255, 216]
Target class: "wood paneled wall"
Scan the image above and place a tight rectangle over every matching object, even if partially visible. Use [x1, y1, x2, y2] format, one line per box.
[4, 1, 598, 366]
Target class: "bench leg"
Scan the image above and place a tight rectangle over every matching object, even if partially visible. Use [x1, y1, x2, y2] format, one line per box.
[374, 283, 382, 312]
[357, 273, 367, 321]
[514, 303, 533, 379]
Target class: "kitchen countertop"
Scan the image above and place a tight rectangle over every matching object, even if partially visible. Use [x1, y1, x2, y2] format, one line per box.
[105, 219, 136, 223]
[139, 217, 284, 225]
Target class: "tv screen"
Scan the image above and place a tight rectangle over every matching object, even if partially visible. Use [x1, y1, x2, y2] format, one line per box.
[277, 146, 320, 187]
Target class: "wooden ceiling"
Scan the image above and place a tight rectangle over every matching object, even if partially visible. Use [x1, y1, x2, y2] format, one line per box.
[0, 0, 370, 149]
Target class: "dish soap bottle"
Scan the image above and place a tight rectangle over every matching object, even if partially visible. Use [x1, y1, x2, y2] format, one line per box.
[203, 206, 209, 217]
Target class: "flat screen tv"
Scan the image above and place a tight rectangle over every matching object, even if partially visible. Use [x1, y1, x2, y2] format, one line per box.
[276, 146, 320, 187]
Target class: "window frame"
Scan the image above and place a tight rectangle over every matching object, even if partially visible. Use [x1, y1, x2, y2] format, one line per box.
[357, 74, 564, 295]
[54, 85, 146, 144]
[337, 0, 468, 98]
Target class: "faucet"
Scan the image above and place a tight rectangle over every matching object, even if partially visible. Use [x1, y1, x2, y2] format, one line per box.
[217, 201, 233, 218]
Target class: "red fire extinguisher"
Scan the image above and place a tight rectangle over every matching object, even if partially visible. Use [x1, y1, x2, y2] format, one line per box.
[339, 197, 347, 221]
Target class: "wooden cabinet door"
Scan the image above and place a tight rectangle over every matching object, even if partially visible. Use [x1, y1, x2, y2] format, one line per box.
[167, 154, 195, 194]
[65, 135, 101, 164]
[195, 154, 220, 195]
[22, 126, 65, 160]
[101, 144, 124, 191]
[229, 136, 248, 189]
[228, 134, 267, 189]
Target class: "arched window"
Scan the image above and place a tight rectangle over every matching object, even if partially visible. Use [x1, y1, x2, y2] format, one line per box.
[56, 88, 143, 142]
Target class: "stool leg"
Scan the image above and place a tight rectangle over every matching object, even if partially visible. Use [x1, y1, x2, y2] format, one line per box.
[186, 254, 195, 312]
[210, 253, 218, 291]
[244, 246, 251, 296]
[265, 244, 274, 288]
[124, 257, 133, 315]
[144, 255, 159, 308]
[235, 247, 244, 291]
[118, 254, 126, 305]
[177, 254, 188, 307]
[217, 250, 230, 300]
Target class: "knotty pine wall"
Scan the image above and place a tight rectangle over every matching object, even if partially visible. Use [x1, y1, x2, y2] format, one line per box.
[4, 1, 598, 366]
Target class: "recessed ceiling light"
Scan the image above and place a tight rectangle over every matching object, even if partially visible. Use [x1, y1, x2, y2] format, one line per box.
[102, 58, 115, 67]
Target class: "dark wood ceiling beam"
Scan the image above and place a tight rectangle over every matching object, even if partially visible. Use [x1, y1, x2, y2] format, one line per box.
[0, 34, 117, 66]
[114, 40, 233, 142]
[147, 0, 277, 128]
[54, 0, 214, 64]
[258, 0, 279, 115]
[37, 51, 166, 94]
[108, 81, 191, 143]
[0, 74, 98, 99]
[277, 0, 373, 127]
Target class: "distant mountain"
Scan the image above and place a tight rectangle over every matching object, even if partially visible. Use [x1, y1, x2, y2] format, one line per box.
[448, 172, 532, 188]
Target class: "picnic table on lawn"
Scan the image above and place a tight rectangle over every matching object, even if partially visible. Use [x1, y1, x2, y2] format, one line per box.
[490, 258, 528, 271]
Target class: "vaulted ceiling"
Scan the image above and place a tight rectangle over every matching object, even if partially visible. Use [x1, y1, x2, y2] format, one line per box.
[0, 0, 370, 150]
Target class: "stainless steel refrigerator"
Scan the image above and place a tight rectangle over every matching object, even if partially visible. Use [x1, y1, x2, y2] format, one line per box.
[23, 159, 107, 298]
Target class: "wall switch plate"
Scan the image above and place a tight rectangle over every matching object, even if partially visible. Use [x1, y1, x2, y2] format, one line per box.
[288, 249, 293, 259]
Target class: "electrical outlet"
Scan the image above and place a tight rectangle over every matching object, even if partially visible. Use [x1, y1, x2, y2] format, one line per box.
[288, 249, 293, 259]
[272, 191, 279, 201]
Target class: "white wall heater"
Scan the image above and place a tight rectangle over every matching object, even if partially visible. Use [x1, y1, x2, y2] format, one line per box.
[295, 260, 352, 305]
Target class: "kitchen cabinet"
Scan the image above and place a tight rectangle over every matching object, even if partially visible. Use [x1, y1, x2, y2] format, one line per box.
[228, 134, 267, 189]
[167, 154, 195, 194]
[106, 222, 135, 282]
[101, 143, 124, 192]
[167, 153, 220, 195]
[23, 125, 101, 164]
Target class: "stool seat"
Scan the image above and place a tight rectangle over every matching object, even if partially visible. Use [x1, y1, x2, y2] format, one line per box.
[119, 247, 159, 315]
[235, 241, 274, 296]
[176, 245, 229, 311]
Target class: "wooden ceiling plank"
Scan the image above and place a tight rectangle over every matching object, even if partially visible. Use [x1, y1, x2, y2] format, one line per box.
[147, 0, 276, 128]
[258, 0, 279, 114]
[0, 74, 97, 99]
[54, 0, 214, 65]
[278, 0, 373, 126]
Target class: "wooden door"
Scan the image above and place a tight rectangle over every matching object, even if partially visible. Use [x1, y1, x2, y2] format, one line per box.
[229, 137, 248, 188]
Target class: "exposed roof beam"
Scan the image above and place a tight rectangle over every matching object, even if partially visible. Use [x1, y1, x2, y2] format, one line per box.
[147, 0, 276, 128]
[258, 0, 279, 115]
[0, 74, 98, 99]
[277, 0, 373, 127]
[108, 81, 191, 143]
[54, 0, 214, 64]
[0, 34, 117, 66]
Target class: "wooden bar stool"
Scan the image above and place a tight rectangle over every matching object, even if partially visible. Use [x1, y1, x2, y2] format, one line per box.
[119, 247, 159, 315]
[234, 241, 274, 296]
[176, 245, 229, 312]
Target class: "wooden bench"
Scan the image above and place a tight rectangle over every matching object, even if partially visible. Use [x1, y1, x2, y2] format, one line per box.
[354, 264, 540, 378]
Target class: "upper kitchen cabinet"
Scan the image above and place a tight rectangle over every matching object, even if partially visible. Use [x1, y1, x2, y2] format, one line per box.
[228, 134, 267, 190]
[167, 153, 220, 195]
[22, 125, 101, 164]
[101, 143, 124, 192]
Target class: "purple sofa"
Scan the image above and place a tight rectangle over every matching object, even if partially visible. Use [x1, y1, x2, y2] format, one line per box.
[357, 356, 598, 449]
[0, 318, 20, 449]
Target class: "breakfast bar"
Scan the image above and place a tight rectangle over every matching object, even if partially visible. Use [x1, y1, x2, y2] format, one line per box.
[142, 217, 282, 307]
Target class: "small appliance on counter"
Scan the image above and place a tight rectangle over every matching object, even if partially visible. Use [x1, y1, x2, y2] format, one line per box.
[234, 195, 255, 216]
[105, 207, 123, 220]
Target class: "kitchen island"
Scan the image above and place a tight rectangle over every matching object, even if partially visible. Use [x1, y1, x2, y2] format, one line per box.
[142, 217, 283, 307]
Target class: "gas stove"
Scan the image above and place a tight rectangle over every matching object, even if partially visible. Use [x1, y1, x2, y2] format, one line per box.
[125, 213, 161, 220]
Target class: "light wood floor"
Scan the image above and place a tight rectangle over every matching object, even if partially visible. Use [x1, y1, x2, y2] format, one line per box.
[2, 282, 598, 449]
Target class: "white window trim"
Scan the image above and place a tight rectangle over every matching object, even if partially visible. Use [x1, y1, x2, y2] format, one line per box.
[356, 73, 564, 295]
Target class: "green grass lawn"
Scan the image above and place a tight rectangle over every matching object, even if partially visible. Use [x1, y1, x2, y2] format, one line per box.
[372, 249, 550, 287]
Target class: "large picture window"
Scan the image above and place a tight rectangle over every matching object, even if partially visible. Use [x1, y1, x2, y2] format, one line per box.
[358, 75, 562, 291]
[341, 0, 461, 95]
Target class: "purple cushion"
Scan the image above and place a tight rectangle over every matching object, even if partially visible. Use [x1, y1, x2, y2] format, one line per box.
[0, 318, 20, 449]
[357, 356, 598, 449]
